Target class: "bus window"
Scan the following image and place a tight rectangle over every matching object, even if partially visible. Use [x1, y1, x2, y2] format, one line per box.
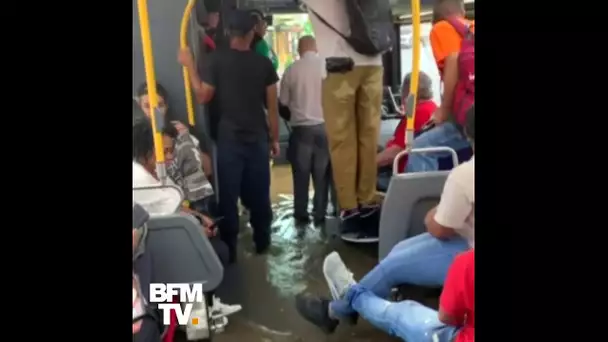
[400, 23, 442, 105]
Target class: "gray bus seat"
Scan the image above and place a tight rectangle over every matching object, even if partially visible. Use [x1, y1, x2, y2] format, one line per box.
[378, 171, 449, 260]
[145, 214, 224, 291]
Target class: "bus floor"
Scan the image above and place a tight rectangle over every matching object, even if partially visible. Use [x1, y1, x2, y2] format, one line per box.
[176, 165, 438, 342]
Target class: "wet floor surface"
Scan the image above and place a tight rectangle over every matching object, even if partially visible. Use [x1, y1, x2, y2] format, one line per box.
[179, 165, 422, 342]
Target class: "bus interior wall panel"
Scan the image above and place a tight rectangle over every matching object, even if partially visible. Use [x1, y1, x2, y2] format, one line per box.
[132, 0, 193, 128]
[133, 0, 213, 149]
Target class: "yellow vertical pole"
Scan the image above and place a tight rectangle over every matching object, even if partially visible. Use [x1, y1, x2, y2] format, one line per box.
[404, 0, 421, 146]
[136, 0, 166, 182]
[180, 0, 197, 126]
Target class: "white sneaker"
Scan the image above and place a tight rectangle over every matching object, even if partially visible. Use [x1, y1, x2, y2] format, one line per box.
[211, 296, 242, 319]
[323, 251, 357, 300]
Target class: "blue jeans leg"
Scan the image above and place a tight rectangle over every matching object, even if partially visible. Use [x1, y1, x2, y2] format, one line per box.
[405, 122, 471, 173]
[346, 284, 458, 342]
[216, 140, 245, 261]
[330, 233, 469, 317]
[239, 140, 272, 250]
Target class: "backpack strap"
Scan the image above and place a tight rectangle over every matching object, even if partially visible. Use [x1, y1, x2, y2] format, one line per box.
[444, 16, 472, 38]
[310, 9, 350, 43]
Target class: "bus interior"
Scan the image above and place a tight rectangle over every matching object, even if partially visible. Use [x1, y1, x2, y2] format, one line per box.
[132, 0, 474, 341]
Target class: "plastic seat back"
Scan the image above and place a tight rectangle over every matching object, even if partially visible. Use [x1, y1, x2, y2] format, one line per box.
[146, 214, 224, 291]
[378, 171, 449, 260]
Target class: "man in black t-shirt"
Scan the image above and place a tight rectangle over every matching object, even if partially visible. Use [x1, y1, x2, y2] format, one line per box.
[178, 10, 280, 263]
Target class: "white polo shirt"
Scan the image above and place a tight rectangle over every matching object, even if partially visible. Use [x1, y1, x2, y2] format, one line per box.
[303, 0, 382, 66]
[279, 51, 325, 127]
[434, 157, 475, 247]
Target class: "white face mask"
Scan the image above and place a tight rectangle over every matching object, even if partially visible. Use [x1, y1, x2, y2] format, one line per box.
[142, 105, 167, 117]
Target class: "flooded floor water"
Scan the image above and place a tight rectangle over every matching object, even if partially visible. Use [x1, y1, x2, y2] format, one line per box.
[179, 165, 423, 342]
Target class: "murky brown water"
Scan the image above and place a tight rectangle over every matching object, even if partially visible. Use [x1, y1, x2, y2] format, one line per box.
[177, 165, 409, 341]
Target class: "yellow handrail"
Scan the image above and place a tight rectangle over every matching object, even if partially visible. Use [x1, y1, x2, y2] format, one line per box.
[136, 0, 166, 181]
[404, 0, 421, 146]
[180, 0, 197, 126]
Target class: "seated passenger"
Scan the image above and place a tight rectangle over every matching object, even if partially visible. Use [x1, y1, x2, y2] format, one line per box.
[295, 105, 475, 338]
[161, 122, 215, 215]
[404, 0, 474, 173]
[376, 71, 437, 191]
[132, 116, 241, 320]
[298, 249, 474, 342]
[136, 82, 213, 179]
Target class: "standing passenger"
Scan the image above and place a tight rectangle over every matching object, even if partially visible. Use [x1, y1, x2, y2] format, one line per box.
[178, 10, 280, 263]
[302, 0, 389, 222]
[401, 0, 474, 173]
[249, 9, 279, 71]
[280, 36, 330, 225]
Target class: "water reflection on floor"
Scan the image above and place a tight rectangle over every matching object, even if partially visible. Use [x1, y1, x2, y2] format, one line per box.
[189, 165, 400, 342]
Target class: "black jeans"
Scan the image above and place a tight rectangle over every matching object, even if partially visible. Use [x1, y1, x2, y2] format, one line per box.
[287, 124, 331, 220]
[216, 139, 272, 261]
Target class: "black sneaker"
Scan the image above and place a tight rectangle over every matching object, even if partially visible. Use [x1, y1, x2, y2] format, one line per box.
[295, 294, 338, 334]
[313, 216, 326, 225]
[359, 203, 380, 218]
[255, 241, 271, 255]
[339, 208, 360, 221]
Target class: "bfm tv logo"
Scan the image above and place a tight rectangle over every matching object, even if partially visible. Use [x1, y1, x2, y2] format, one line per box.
[150, 283, 205, 326]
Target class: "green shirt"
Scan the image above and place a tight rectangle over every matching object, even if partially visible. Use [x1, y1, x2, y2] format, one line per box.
[254, 39, 279, 71]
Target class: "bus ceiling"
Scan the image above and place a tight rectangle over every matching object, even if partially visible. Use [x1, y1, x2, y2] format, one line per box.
[237, 0, 474, 23]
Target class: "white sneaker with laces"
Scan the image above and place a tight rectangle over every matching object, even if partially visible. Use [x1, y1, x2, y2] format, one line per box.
[323, 251, 357, 300]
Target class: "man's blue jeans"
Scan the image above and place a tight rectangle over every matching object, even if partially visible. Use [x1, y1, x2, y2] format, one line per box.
[405, 122, 470, 173]
[345, 285, 458, 342]
[329, 233, 469, 317]
[216, 139, 272, 260]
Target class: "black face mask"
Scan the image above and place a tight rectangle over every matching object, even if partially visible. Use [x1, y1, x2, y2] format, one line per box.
[206, 28, 217, 36]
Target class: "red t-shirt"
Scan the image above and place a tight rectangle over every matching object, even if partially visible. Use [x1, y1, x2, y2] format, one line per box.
[439, 250, 475, 342]
[385, 100, 437, 172]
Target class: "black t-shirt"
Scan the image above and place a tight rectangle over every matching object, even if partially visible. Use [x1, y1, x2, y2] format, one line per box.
[201, 48, 279, 143]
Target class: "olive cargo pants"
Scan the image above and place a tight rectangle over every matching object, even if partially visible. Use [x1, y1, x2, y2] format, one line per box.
[322, 66, 383, 210]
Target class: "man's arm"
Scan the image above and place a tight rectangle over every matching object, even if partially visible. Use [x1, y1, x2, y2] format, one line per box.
[267, 84, 279, 143]
[425, 168, 471, 239]
[178, 48, 215, 104]
[434, 53, 459, 123]
[376, 146, 402, 167]
[265, 59, 280, 143]
[279, 67, 291, 106]
[439, 52, 458, 120]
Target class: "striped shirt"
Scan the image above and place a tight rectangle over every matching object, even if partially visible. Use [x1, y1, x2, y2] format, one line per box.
[168, 132, 214, 202]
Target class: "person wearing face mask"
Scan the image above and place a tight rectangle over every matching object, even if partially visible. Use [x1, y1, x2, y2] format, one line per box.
[279, 36, 331, 225]
[136, 83, 214, 205]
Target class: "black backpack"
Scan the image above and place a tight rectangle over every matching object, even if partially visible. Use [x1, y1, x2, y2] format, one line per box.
[311, 0, 394, 56]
